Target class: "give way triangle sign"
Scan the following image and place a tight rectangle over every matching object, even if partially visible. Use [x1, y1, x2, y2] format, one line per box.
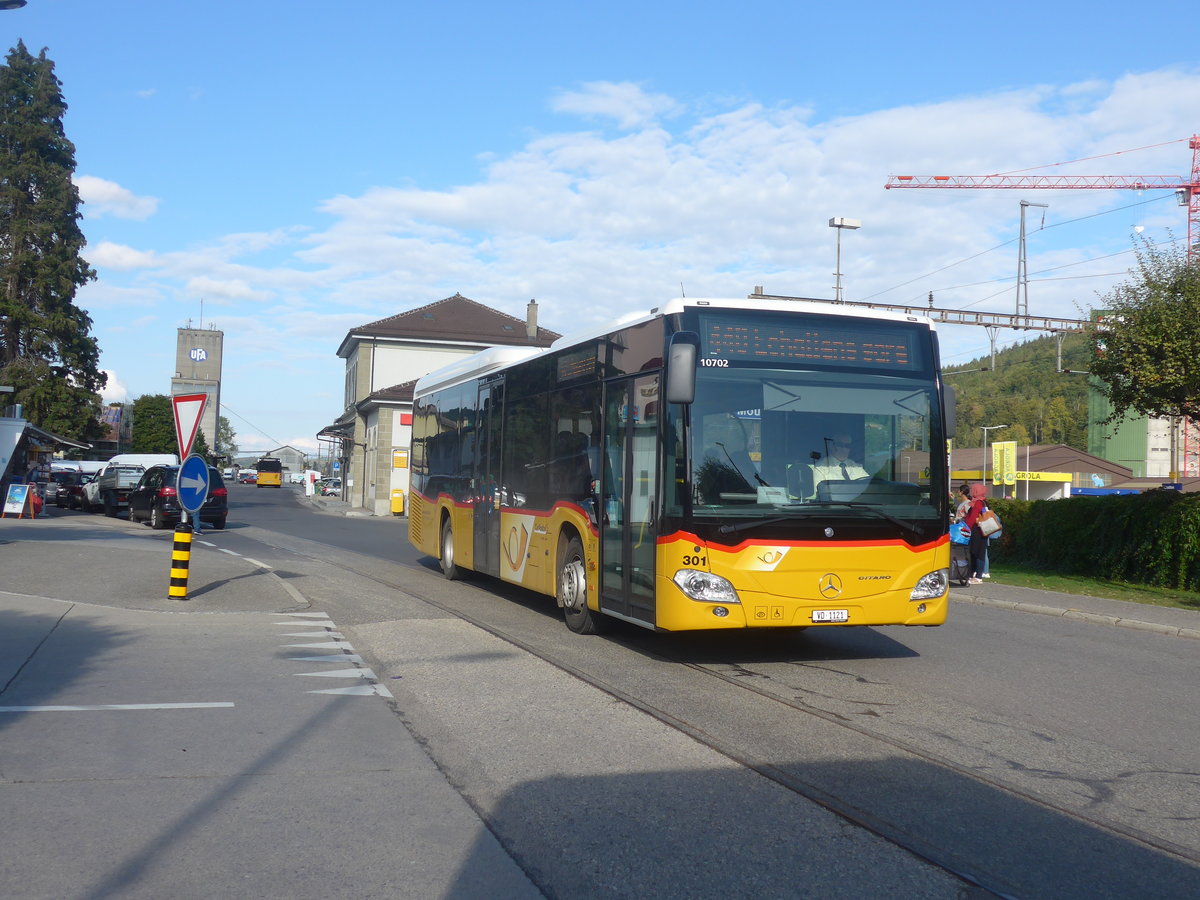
[172, 393, 209, 460]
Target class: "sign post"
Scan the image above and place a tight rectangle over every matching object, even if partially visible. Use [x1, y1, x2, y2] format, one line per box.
[178, 453, 210, 533]
[171, 393, 208, 461]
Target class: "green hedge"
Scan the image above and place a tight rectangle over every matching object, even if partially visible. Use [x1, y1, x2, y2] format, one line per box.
[985, 492, 1200, 590]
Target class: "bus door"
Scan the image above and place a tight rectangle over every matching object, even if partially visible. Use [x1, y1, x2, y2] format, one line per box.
[600, 374, 659, 624]
[474, 380, 503, 577]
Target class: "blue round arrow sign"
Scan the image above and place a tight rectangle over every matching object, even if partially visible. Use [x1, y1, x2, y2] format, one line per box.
[178, 453, 210, 514]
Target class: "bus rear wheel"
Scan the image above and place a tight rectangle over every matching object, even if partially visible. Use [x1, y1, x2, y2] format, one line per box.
[559, 536, 604, 635]
[440, 518, 462, 581]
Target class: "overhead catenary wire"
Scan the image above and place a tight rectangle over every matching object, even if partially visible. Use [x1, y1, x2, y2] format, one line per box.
[220, 404, 284, 452]
[862, 193, 1178, 304]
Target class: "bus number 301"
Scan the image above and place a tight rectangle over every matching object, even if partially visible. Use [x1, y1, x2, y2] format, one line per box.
[682, 555, 707, 566]
[699, 358, 729, 367]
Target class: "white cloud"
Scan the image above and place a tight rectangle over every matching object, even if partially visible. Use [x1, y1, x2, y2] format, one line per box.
[89, 71, 1200, 445]
[89, 241, 159, 270]
[75, 176, 159, 220]
[184, 276, 271, 303]
[551, 81, 681, 130]
[99, 370, 128, 403]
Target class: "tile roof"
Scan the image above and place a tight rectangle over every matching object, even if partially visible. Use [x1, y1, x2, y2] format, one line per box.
[340, 293, 560, 355]
[363, 380, 416, 405]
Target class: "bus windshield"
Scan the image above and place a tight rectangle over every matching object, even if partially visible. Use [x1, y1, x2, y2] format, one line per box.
[256, 458, 283, 473]
[678, 365, 944, 527]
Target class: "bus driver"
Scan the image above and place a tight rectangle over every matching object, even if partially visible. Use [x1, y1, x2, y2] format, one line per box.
[809, 432, 869, 491]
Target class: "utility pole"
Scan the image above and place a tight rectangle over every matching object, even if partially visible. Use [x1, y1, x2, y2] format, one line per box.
[1016, 200, 1048, 317]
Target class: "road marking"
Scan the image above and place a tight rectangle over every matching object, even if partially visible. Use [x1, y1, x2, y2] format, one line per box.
[295, 667, 378, 679]
[308, 684, 393, 698]
[280, 631, 345, 639]
[0, 702, 234, 713]
[276, 613, 392, 699]
[288, 654, 363, 663]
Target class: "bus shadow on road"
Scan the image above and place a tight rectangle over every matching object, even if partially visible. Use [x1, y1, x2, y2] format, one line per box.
[454, 754, 1200, 899]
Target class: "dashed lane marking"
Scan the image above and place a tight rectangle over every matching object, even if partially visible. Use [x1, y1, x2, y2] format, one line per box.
[0, 702, 234, 713]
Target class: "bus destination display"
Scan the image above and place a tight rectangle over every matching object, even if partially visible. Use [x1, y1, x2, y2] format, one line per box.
[701, 315, 919, 370]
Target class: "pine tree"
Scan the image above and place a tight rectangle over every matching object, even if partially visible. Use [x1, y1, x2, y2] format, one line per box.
[0, 40, 104, 440]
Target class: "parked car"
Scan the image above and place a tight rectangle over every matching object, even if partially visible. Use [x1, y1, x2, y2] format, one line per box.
[128, 465, 229, 530]
[319, 478, 341, 497]
[46, 470, 84, 506]
[54, 471, 94, 509]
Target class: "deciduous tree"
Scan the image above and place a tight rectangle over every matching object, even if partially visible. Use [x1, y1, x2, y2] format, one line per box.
[129, 394, 174, 454]
[1087, 238, 1200, 423]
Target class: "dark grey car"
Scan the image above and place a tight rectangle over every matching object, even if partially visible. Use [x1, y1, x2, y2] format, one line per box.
[128, 465, 229, 529]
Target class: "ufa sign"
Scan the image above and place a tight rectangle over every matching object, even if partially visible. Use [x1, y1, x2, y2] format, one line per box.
[172, 393, 209, 460]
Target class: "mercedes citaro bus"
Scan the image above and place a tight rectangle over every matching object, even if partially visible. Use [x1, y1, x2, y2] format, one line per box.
[408, 297, 955, 635]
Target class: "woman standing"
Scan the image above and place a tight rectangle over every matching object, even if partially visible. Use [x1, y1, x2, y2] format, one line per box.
[960, 482, 989, 585]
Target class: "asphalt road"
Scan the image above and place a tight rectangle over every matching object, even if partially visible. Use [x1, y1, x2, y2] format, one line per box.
[4, 484, 1198, 898]
[230, 485, 1200, 896]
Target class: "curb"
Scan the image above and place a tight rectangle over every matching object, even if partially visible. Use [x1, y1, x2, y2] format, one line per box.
[953, 594, 1200, 641]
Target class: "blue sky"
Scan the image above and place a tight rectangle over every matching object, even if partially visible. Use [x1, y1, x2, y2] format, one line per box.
[5, 1, 1199, 453]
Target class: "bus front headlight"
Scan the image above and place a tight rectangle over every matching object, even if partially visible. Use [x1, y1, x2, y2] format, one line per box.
[911, 569, 949, 601]
[673, 569, 741, 604]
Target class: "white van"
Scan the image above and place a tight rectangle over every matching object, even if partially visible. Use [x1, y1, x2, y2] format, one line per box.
[107, 453, 179, 468]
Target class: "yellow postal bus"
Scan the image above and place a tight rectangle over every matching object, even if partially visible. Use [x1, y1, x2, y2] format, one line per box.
[255, 456, 283, 488]
[409, 297, 955, 635]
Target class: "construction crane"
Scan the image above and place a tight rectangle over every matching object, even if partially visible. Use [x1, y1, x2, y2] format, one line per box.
[887, 136, 1200, 481]
[885, 134, 1200, 260]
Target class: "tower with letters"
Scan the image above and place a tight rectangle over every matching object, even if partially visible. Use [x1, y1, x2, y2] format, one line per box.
[170, 325, 223, 458]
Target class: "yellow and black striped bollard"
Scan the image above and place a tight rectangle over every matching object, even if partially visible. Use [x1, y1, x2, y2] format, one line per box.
[169, 523, 193, 600]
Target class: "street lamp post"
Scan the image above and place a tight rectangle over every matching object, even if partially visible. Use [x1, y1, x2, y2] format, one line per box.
[980, 424, 1010, 493]
[829, 217, 861, 302]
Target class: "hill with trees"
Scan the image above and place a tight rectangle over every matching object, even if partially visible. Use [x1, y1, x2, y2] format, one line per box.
[944, 332, 1091, 450]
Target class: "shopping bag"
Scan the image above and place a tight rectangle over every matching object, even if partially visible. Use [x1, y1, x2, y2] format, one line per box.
[978, 508, 1002, 537]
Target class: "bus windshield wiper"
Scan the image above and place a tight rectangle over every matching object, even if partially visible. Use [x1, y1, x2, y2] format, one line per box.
[718, 515, 798, 535]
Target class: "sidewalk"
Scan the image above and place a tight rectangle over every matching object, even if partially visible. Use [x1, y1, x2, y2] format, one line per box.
[949, 578, 1200, 640]
[0, 510, 541, 899]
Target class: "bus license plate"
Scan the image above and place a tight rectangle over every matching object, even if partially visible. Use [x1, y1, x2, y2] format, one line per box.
[812, 609, 849, 623]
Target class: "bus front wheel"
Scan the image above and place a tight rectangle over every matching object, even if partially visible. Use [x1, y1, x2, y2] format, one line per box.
[440, 518, 462, 581]
[559, 536, 604, 635]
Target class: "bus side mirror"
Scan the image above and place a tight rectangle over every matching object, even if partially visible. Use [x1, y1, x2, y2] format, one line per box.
[665, 331, 699, 404]
[943, 383, 956, 440]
